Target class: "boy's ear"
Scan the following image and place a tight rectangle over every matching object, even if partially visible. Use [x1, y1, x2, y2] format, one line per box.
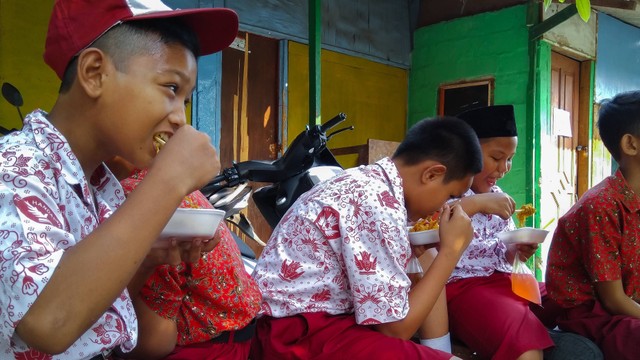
[620, 134, 639, 156]
[421, 164, 447, 184]
[75, 48, 109, 99]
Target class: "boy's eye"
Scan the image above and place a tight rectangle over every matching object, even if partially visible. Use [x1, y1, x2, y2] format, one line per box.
[167, 84, 178, 93]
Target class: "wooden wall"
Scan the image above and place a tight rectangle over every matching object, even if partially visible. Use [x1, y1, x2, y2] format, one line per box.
[217, 0, 414, 68]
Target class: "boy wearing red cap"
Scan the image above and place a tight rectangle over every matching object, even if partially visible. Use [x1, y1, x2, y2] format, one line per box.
[0, 1, 238, 359]
[251, 117, 483, 360]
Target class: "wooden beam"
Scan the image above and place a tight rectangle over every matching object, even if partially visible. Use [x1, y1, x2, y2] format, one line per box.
[530, 4, 577, 41]
[554, 0, 637, 10]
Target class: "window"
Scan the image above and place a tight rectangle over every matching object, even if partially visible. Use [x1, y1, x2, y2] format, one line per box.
[438, 79, 494, 116]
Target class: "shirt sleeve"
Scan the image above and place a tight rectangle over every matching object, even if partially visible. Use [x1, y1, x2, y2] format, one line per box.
[495, 217, 516, 262]
[329, 184, 411, 325]
[0, 179, 66, 344]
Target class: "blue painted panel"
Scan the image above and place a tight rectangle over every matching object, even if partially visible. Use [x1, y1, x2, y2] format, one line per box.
[595, 14, 640, 102]
[192, 53, 223, 149]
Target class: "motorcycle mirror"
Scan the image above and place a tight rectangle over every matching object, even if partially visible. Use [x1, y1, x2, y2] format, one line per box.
[2, 82, 23, 107]
[2, 82, 24, 121]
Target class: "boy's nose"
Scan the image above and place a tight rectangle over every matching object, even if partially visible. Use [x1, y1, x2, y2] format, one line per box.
[169, 109, 187, 127]
[497, 162, 508, 176]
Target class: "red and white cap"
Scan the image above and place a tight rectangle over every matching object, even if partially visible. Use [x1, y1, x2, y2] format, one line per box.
[44, 0, 238, 79]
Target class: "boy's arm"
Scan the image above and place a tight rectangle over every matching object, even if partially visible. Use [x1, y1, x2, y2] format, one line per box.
[595, 280, 640, 319]
[459, 192, 515, 219]
[373, 204, 472, 339]
[118, 263, 178, 359]
[16, 126, 219, 354]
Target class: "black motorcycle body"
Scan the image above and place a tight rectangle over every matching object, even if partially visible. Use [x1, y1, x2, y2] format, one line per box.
[201, 113, 349, 232]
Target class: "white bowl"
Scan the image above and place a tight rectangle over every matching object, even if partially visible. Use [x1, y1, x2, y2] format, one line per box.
[155, 208, 226, 247]
[497, 227, 549, 245]
[407, 227, 440, 246]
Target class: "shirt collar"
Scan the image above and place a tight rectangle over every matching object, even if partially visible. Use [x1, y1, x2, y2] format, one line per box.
[611, 168, 640, 213]
[375, 157, 404, 202]
[26, 110, 113, 205]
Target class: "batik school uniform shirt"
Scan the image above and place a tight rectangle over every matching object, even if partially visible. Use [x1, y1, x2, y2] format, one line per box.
[0, 110, 137, 359]
[121, 169, 262, 345]
[253, 157, 413, 325]
[547, 169, 640, 308]
[448, 187, 515, 283]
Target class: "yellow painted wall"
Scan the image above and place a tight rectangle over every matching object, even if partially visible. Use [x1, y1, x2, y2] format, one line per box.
[0, 0, 192, 132]
[288, 41, 407, 168]
[0, 0, 57, 131]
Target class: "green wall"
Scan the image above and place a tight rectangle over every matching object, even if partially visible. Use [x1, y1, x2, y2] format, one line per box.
[409, 5, 531, 206]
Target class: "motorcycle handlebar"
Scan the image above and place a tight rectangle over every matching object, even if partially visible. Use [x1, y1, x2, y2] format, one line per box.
[201, 113, 348, 195]
[320, 113, 347, 133]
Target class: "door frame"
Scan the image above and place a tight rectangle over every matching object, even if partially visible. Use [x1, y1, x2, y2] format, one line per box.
[534, 46, 594, 279]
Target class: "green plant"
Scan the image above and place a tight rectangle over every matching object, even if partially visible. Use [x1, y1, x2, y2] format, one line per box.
[544, 0, 592, 22]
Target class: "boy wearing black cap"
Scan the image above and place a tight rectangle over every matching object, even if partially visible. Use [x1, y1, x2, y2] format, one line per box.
[441, 105, 554, 359]
[0, 0, 237, 358]
[546, 91, 640, 359]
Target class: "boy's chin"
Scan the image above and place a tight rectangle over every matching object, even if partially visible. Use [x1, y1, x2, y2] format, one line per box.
[471, 184, 490, 194]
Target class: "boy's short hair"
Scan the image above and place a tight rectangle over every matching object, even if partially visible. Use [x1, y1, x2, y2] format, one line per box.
[59, 18, 199, 92]
[597, 90, 640, 161]
[393, 117, 483, 182]
[44, 0, 239, 79]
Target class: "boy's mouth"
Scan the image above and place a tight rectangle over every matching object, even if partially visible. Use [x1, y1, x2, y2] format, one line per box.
[153, 133, 169, 153]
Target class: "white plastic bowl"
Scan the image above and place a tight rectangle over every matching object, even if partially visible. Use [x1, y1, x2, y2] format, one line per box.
[155, 208, 225, 247]
[407, 227, 440, 246]
[497, 227, 549, 245]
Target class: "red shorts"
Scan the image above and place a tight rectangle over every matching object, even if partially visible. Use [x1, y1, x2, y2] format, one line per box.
[446, 272, 554, 359]
[251, 312, 454, 360]
[163, 333, 252, 360]
[557, 300, 640, 360]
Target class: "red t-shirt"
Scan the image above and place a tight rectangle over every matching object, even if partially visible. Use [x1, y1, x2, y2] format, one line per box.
[546, 169, 640, 308]
[120, 169, 262, 345]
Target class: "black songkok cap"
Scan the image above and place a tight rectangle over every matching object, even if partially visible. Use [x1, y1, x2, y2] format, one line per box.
[456, 105, 518, 138]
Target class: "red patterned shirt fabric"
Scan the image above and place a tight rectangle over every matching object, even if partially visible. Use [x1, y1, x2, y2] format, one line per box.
[252, 157, 413, 325]
[547, 169, 640, 308]
[0, 111, 137, 359]
[120, 169, 261, 345]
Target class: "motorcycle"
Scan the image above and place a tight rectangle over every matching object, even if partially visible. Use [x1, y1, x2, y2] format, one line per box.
[201, 113, 352, 264]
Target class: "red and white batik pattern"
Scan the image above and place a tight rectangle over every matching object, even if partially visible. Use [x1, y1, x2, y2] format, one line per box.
[0, 110, 137, 359]
[253, 158, 414, 325]
[448, 187, 515, 283]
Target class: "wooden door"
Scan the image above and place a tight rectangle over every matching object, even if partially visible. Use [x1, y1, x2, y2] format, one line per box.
[549, 52, 582, 218]
[220, 32, 280, 257]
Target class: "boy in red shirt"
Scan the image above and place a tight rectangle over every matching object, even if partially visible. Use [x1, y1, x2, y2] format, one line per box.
[109, 162, 262, 359]
[546, 90, 640, 359]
